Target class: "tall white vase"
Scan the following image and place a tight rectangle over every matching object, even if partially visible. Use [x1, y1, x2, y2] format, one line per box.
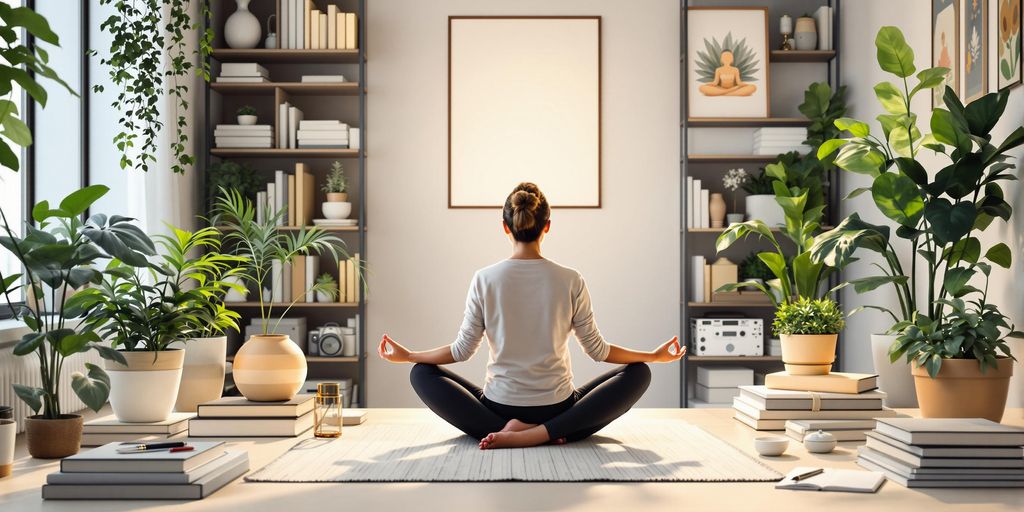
[870, 334, 918, 408]
[173, 337, 227, 413]
[225, 0, 261, 49]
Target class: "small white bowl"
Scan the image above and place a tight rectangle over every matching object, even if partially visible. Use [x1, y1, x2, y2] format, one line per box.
[237, 114, 257, 125]
[754, 436, 789, 457]
[322, 201, 352, 220]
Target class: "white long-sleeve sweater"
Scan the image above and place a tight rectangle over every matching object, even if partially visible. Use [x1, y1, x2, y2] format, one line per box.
[449, 258, 611, 406]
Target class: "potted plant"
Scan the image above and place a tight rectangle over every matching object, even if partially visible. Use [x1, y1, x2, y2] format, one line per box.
[741, 167, 781, 226]
[722, 168, 748, 225]
[0, 186, 155, 458]
[321, 161, 351, 219]
[773, 297, 845, 375]
[213, 189, 346, 401]
[206, 160, 265, 213]
[814, 26, 1024, 420]
[315, 273, 338, 303]
[236, 105, 258, 125]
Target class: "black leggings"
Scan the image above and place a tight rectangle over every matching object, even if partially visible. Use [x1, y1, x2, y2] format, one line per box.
[409, 362, 651, 442]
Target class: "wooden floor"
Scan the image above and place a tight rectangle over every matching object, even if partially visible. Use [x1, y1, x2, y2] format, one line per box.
[1, 408, 1022, 512]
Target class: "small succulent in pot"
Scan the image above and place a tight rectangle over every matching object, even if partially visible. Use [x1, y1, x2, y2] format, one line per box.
[236, 105, 258, 125]
[315, 272, 338, 303]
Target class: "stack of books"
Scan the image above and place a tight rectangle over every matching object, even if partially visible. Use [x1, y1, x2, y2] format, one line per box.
[81, 413, 193, 447]
[278, 1, 359, 50]
[277, 102, 304, 148]
[732, 374, 897, 431]
[813, 5, 834, 50]
[684, 176, 710, 229]
[693, 366, 752, 407]
[297, 120, 350, 148]
[216, 62, 269, 83]
[753, 128, 810, 155]
[214, 124, 273, 148]
[43, 442, 248, 500]
[189, 395, 315, 437]
[857, 418, 1024, 488]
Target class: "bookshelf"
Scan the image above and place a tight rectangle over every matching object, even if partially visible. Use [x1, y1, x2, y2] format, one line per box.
[202, 0, 368, 406]
[680, 0, 843, 407]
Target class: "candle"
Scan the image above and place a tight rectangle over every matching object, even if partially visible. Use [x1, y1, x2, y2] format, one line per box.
[780, 15, 793, 34]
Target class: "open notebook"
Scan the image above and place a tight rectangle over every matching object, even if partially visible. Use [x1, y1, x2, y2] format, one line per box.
[775, 467, 885, 493]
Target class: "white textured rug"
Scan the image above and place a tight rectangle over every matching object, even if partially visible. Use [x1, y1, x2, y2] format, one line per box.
[246, 418, 781, 482]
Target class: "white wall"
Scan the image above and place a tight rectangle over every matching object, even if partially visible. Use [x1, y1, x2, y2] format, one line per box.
[366, 0, 680, 406]
[840, 1, 1024, 407]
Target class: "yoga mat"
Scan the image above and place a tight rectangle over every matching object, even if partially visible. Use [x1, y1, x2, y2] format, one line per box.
[246, 417, 782, 482]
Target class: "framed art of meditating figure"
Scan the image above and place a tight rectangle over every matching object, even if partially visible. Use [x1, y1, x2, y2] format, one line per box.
[448, 16, 601, 208]
[687, 7, 770, 119]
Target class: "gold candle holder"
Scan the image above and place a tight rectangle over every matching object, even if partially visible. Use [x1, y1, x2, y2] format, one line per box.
[314, 382, 343, 438]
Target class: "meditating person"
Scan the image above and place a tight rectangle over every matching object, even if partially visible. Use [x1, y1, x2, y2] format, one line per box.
[378, 182, 684, 450]
[698, 49, 757, 97]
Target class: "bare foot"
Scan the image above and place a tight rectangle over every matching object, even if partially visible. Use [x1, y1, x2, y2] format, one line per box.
[479, 425, 551, 450]
[500, 419, 537, 433]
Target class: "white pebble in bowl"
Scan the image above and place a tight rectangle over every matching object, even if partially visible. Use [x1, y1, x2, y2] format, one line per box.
[754, 436, 789, 457]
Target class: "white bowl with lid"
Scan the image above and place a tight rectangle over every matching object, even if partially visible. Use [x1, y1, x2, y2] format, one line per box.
[803, 430, 837, 453]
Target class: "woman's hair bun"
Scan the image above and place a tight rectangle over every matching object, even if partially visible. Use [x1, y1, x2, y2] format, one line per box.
[503, 183, 549, 241]
[511, 190, 539, 211]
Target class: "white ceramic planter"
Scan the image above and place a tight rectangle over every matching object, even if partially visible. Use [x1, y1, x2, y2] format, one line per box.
[870, 334, 917, 408]
[223, 275, 248, 303]
[173, 337, 227, 413]
[745, 195, 785, 227]
[105, 350, 185, 423]
[237, 114, 257, 125]
[0, 419, 15, 478]
[316, 291, 333, 303]
[322, 201, 352, 220]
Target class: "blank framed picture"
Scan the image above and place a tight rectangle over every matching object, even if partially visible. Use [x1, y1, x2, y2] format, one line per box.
[448, 16, 601, 208]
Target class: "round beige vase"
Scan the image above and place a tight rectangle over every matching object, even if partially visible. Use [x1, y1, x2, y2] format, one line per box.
[913, 357, 1013, 422]
[173, 337, 228, 412]
[233, 335, 307, 402]
[105, 350, 185, 423]
[780, 334, 837, 375]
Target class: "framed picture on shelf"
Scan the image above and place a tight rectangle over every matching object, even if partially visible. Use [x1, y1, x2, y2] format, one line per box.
[687, 7, 770, 119]
[963, 0, 987, 101]
[932, 0, 959, 106]
[998, 0, 1022, 90]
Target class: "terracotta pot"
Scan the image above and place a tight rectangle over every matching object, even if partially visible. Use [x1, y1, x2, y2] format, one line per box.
[326, 192, 348, 202]
[781, 334, 837, 375]
[173, 337, 227, 413]
[26, 414, 82, 459]
[709, 193, 726, 228]
[913, 357, 1013, 422]
[233, 335, 307, 401]
[104, 350, 185, 423]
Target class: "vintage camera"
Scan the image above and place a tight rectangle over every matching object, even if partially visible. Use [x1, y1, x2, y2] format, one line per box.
[308, 323, 345, 357]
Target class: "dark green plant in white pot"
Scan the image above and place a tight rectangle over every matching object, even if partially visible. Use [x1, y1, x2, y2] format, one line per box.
[812, 26, 1024, 421]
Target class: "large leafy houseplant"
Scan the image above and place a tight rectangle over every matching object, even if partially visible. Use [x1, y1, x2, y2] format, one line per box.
[813, 26, 1024, 378]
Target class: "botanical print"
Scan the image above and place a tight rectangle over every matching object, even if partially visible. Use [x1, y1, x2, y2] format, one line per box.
[998, 0, 1022, 89]
[695, 33, 760, 97]
[964, 0, 986, 101]
[932, 0, 959, 105]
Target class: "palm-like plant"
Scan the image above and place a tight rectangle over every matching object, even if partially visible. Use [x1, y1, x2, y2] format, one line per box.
[212, 189, 347, 334]
[694, 32, 760, 83]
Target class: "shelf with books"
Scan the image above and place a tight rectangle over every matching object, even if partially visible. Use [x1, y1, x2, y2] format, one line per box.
[769, 50, 836, 63]
[211, 48, 362, 63]
[210, 82, 363, 96]
[224, 302, 360, 308]
[210, 148, 361, 158]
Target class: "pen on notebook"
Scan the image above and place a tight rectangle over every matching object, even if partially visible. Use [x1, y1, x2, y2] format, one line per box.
[116, 441, 187, 454]
[792, 468, 824, 481]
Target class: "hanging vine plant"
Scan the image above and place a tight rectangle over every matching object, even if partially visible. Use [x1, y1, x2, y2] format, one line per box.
[94, 0, 213, 174]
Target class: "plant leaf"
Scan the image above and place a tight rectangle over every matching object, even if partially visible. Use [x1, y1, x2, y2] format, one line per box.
[875, 26, 916, 78]
[71, 363, 110, 413]
[985, 243, 1012, 268]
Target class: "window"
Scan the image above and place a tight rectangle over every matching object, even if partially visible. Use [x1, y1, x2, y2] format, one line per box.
[0, 0, 27, 316]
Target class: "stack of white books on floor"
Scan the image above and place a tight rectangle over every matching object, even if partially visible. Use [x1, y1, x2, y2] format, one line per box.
[216, 62, 269, 83]
[297, 120, 349, 148]
[693, 366, 752, 407]
[215, 124, 272, 148]
[81, 412, 193, 447]
[733, 376, 897, 431]
[301, 74, 346, 83]
[189, 395, 315, 437]
[43, 442, 248, 500]
[857, 418, 1024, 488]
[753, 128, 810, 155]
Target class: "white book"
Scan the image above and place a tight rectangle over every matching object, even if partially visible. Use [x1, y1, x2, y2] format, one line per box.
[337, 256, 347, 303]
[738, 385, 886, 410]
[288, 106, 304, 149]
[336, 12, 346, 49]
[83, 413, 194, 434]
[775, 466, 884, 493]
[733, 395, 898, 421]
[297, 135, 349, 142]
[697, 366, 753, 387]
[298, 143, 349, 149]
[272, 259, 283, 302]
[189, 412, 314, 437]
[282, 0, 291, 49]
[215, 139, 272, 148]
[300, 75, 347, 82]
[345, 12, 357, 49]
[863, 431, 1024, 459]
[81, 430, 187, 447]
[349, 128, 361, 150]
[691, 255, 705, 302]
[786, 419, 879, 432]
[875, 418, 1024, 446]
[214, 124, 272, 131]
[43, 451, 249, 500]
[300, 119, 345, 126]
[293, 0, 302, 50]
[305, 255, 318, 302]
[862, 437, 1024, 469]
[274, 170, 286, 225]
[256, 191, 266, 224]
[327, 5, 338, 49]
[319, 13, 327, 49]
[695, 384, 740, 404]
[733, 410, 787, 431]
[266, 184, 276, 225]
[685, 176, 693, 229]
[215, 76, 269, 83]
[220, 63, 269, 77]
[691, 178, 702, 230]
[47, 451, 236, 485]
[700, 189, 710, 228]
[278, 101, 289, 148]
[857, 457, 1024, 488]
[61, 441, 225, 473]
